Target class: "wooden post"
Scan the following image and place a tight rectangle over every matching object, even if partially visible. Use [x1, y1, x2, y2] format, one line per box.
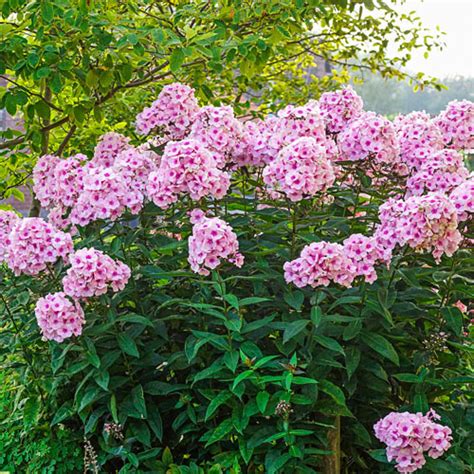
[322, 415, 341, 474]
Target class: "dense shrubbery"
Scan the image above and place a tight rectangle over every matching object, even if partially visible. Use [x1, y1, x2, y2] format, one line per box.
[0, 84, 473, 473]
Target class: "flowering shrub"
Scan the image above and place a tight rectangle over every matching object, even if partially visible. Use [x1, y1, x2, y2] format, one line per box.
[0, 84, 473, 473]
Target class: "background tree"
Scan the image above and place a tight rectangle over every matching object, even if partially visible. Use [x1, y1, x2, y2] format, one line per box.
[0, 0, 443, 213]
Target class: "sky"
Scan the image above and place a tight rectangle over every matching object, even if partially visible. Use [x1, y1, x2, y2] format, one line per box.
[398, 0, 474, 78]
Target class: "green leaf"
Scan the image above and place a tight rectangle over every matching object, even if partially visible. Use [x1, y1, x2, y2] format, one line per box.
[116, 313, 154, 328]
[256, 391, 270, 413]
[205, 391, 232, 421]
[283, 320, 308, 343]
[96, 371, 110, 391]
[394, 373, 422, 383]
[362, 331, 399, 365]
[117, 333, 140, 358]
[147, 405, 163, 442]
[345, 346, 360, 379]
[205, 418, 233, 447]
[131, 385, 147, 419]
[84, 337, 100, 368]
[319, 380, 346, 407]
[310, 306, 322, 327]
[284, 291, 304, 310]
[369, 449, 388, 463]
[224, 293, 239, 309]
[313, 335, 345, 355]
[239, 297, 271, 306]
[343, 319, 362, 341]
[23, 396, 40, 426]
[170, 48, 185, 72]
[232, 370, 254, 390]
[441, 307, 463, 336]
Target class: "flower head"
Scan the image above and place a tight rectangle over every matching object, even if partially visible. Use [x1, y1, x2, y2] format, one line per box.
[35, 292, 85, 342]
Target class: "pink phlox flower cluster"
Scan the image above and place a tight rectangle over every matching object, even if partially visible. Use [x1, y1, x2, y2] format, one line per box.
[374, 197, 407, 252]
[0, 210, 20, 262]
[339, 111, 400, 166]
[33, 154, 86, 209]
[136, 83, 200, 139]
[70, 166, 143, 226]
[284, 241, 356, 288]
[62, 248, 131, 298]
[342, 234, 387, 283]
[231, 120, 275, 167]
[406, 149, 469, 196]
[189, 105, 244, 167]
[449, 175, 474, 221]
[262, 137, 335, 201]
[374, 409, 452, 473]
[268, 101, 337, 159]
[147, 139, 230, 209]
[435, 100, 474, 150]
[394, 112, 444, 170]
[34, 292, 85, 343]
[113, 146, 157, 192]
[6, 218, 73, 276]
[376, 193, 461, 262]
[92, 132, 131, 168]
[33, 154, 60, 207]
[319, 86, 364, 133]
[188, 209, 244, 276]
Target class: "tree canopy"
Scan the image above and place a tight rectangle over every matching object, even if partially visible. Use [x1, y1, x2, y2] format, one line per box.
[0, 0, 443, 211]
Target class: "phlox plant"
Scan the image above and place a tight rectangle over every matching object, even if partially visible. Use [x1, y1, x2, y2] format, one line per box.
[0, 84, 473, 473]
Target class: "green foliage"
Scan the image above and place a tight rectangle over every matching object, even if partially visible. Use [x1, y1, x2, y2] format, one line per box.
[0, 372, 82, 473]
[1, 178, 473, 472]
[0, 0, 444, 208]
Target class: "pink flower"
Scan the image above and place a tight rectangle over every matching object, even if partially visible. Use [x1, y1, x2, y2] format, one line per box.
[231, 120, 276, 167]
[62, 248, 131, 298]
[33, 154, 60, 208]
[92, 132, 131, 168]
[394, 111, 444, 170]
[449, 175, 474, 222]
[342, 234, 388, 283]
[406, 149, 469, 197]
[136, 82, 199, 139]
[147, 139, 230, 209]
[33, 154, 87, 209]
[375, 193, 461, 262]
[70, 166, 144, 226]
[453, 300, 467, 314]
[6, 218, 73, 276]
[268, 100, 336, 159]
[189, 105, 244, 166]
[188, 212, 244, 275]
[35, 292, 85, 343]
[435, 100, 474, 150]
[339, 111, 400, 167]
[284, 241, 356, 288]
[319, 86, 364, 133]
[263, 137, 335, 202]
[374, 410, 452, 473]
[0, 210, 20, 262]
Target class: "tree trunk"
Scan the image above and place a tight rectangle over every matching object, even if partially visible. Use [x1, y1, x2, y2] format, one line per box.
[322, 415, 341, 474]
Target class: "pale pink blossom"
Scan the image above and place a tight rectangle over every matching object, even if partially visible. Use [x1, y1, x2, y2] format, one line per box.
[35, 292, 85, 342]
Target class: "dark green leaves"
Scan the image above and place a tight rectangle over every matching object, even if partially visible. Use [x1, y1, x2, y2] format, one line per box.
[361, 331, 399, 365]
